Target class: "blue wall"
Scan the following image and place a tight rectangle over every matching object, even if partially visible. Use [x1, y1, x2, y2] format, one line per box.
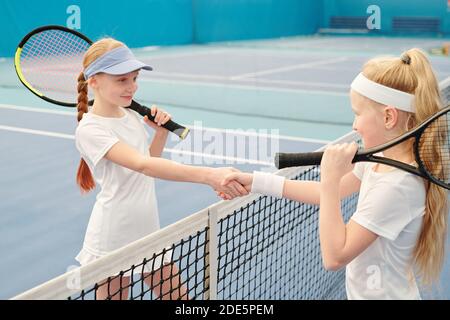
[1, 0, 321, 57]
[1, 0, 449, 57]
[322, 0, 449, 33]
[0, 0, 194, 57]
[193, 0, 321, 43]
[445, 7, 450, 34]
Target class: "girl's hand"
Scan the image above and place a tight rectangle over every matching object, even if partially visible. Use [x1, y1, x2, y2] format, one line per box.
[320, 142, 358, 184]
[217, 172, 253, 200]
[223, 172, 253, 191]
[207, 167, 249, 200]
[143, 105, 171, 133]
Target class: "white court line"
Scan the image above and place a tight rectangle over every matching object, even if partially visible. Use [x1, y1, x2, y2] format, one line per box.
[139, 77, 347, 97]
[138, 49, 227, 60]
[139, 46, 161, 51]
[232, 37, 341, 47]
[145, 71, 349, 91]
[163, 148, 273, 166]
[209, 47, 335, 59]
[237, 77, 348, 90]
[230, 56, 349, 80]
[150, 71, 227, 81]
[0, 124, 273, 166]
[193, 125, 329, 144]
[0, 103, 330, 144]
[0, 104, 75, 116]
[0, 125, 75, 140]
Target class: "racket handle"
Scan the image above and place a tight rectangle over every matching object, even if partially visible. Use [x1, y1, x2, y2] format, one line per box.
[127, 100, 190, 140]
[275, 152, 324, 169]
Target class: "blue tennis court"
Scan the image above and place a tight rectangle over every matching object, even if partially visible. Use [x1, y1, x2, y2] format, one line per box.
[1, 0, 449, 301]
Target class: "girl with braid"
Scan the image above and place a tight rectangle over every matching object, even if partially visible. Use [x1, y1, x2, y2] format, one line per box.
[75, 38, 248, 300]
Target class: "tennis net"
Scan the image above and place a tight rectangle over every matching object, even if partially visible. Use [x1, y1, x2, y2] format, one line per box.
[12, 131, 359, 300]
[11, 77, 450, 300]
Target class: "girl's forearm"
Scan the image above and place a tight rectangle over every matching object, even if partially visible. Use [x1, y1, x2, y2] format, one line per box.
[149, 131, 169, 157]
[319, 181, 346, 269]
[142, 156, 212, 185]
[282, 180, 321, 205]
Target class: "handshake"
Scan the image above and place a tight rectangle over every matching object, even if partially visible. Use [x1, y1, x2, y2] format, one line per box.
[206, 167, 254, 201]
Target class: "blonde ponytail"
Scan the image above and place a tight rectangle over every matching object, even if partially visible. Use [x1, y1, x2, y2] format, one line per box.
[405, 49, 448, 286]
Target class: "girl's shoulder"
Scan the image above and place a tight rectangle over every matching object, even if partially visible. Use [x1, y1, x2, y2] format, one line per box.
[77, 108, 133, 130]
[76, 112, 103, 132]
[367, 168, 426, 209]
[75, 113, 115, 141]
[123, 107, 144, 123]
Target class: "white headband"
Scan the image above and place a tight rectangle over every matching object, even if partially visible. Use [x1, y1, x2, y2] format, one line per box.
[351, 73, 415, 113]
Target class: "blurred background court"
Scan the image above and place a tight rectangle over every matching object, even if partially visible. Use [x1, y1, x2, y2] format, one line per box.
[0, 0, 449, 299]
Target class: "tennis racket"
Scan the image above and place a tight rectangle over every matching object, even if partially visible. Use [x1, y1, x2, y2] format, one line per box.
[14, 25, 190, 140]
[275, 105, 450, 190]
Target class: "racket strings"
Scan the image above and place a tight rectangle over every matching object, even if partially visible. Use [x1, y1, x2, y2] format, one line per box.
[418, 111, 450, 186]
[19, 29, 90, 102]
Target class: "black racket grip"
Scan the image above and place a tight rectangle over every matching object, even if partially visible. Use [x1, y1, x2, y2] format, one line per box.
[127, 100, 190, 140]
[275, 152, 324, 169]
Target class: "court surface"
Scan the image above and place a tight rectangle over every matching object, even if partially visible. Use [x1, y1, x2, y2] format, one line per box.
[0, 35, 449, 298]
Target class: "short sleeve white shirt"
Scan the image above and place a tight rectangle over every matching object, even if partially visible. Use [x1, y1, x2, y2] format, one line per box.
[346, 160, 426, 299]
[75, 107, 159, 256]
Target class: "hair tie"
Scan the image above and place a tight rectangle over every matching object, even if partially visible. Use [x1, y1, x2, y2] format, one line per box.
[400, 53, 411, 65]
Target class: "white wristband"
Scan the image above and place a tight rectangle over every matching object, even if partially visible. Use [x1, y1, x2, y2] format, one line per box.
[251, 171, 285, 198]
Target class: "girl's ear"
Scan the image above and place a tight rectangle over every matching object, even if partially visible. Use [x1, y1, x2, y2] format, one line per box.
[383, 106, 399, 130]
[87, 76, 97, 89]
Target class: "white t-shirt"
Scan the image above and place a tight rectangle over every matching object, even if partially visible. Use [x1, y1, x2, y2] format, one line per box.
[75, 107, 160, 257]
[346, 160, 426, 300]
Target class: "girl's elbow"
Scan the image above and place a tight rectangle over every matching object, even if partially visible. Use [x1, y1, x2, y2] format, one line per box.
[137, 157, 152, 176]
[322, 257, 345, 271]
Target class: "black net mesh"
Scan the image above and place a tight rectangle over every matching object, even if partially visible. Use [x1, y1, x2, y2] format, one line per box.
[216, 168, 357, 300]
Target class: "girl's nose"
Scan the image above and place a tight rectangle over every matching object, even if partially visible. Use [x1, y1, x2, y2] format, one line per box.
[352, 118, 357, 131]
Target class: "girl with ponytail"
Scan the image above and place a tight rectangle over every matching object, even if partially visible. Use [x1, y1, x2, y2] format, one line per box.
[75, 38, 247, 300]
[222, 48, 448, 299]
